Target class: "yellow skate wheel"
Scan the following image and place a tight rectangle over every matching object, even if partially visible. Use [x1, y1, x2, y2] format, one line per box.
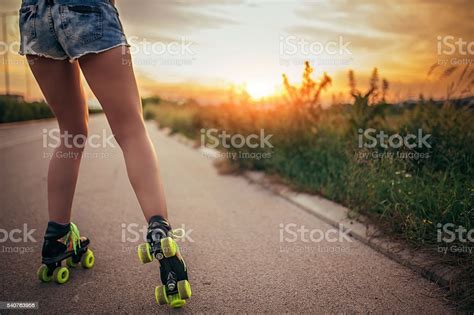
[37, 265, 53, 283]
[177, 280, 192, 300]
[66, 257, 78, 268]
[53, 267, 69, 284]
[155, 285, 169, 305]
[138, 243, 153, 263]
[169, 294, 186, 308]
[161, 237, 177, 258]
[80, 249, 95, 269]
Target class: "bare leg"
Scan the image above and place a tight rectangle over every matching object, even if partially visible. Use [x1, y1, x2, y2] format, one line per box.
[78, 47, 168, 221]
[27, 56, 88, 224]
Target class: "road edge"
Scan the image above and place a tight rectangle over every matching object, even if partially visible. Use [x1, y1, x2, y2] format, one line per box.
[166, 129, 460, 295]
[241, 170, 459, 290]
[0, 117, 55, 129]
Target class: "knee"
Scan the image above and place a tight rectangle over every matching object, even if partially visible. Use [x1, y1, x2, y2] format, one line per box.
[111, 114, 147, 149]
[59, 123, 89, 151]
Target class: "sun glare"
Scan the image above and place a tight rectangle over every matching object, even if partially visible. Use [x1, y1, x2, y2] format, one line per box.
[246, 81, 275, 99]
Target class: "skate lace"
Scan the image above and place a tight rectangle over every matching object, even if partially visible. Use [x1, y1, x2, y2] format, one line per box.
[66, 223, 81, 255]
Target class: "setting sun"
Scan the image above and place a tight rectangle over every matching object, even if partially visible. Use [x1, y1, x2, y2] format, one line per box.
[245, 80, 275, 99]
[0, 0, 473, 312]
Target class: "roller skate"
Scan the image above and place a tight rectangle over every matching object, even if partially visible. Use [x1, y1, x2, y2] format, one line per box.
[137, 215, 191, 308]
[37, 221, 94, 284]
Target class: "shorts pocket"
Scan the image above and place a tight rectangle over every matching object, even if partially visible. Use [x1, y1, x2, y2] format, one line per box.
[103, 2, 125, 33]
[59, 5, 103, 44]
[19, 5, 37, 40]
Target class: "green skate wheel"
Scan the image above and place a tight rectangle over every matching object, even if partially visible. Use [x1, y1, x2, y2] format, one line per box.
[37, 265, 53, 283]
[169, 294, 186, 308]
[80, 249, 95, 269]
[53, 267, 69, 284]
[155, 285, 169, 305]
[177, 280, 192, 300]
[138, 243, 153, 264]
[66, 257, 78, 268]
[161, 237, 177, 258]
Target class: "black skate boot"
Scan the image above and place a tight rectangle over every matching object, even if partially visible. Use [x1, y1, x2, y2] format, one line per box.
[137, 215, 191, 308]
[37, 221, 94, 284]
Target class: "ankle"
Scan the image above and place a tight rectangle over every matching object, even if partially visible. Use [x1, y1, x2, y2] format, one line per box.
[147, 215, 171, 243]
[44, 221, 70, 240]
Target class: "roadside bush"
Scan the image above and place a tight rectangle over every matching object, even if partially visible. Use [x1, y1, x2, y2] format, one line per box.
[151, 63, 474, 308]
[0, 96, 53, 123]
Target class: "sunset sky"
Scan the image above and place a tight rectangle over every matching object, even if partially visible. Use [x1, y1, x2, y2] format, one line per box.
[1, 0, 473, 103]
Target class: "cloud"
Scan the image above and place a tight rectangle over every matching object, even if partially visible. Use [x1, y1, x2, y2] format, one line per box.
[287, 0, 473, 82]
[291, 0, 473, 50]
[116, 0, 239, 41]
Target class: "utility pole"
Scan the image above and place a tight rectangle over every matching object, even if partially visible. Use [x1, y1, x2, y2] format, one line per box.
[1, 11, 18, 96]
[24, 61, 30, 100]
[1, 12, 10, 95]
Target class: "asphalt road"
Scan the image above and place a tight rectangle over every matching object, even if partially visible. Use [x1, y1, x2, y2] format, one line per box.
[0, 115, 452, 313]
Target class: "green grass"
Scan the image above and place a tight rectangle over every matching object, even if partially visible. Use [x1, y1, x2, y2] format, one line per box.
[151, 100, 473, 243]
[145, 62, 474, 308]
[147, 95, 474, 309]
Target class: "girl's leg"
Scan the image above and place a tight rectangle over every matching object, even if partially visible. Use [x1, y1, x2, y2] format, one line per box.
[79, 48, 190, 303]
[78, 47, 168, 221]
[27, 56, 88, 224]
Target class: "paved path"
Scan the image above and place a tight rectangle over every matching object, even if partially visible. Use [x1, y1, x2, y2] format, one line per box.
[0, 115, 451, 313]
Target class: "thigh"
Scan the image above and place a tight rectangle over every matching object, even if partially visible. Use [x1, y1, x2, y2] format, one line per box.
[77, 46, 142, 134]
[27, 56, 88, 132]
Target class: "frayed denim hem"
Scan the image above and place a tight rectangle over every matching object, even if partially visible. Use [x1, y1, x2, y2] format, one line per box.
[18, 50, 69, 61]
[68, 42, 130, 62]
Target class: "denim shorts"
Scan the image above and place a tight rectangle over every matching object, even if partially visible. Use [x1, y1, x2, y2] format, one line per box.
[18, 0, 129, 61]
